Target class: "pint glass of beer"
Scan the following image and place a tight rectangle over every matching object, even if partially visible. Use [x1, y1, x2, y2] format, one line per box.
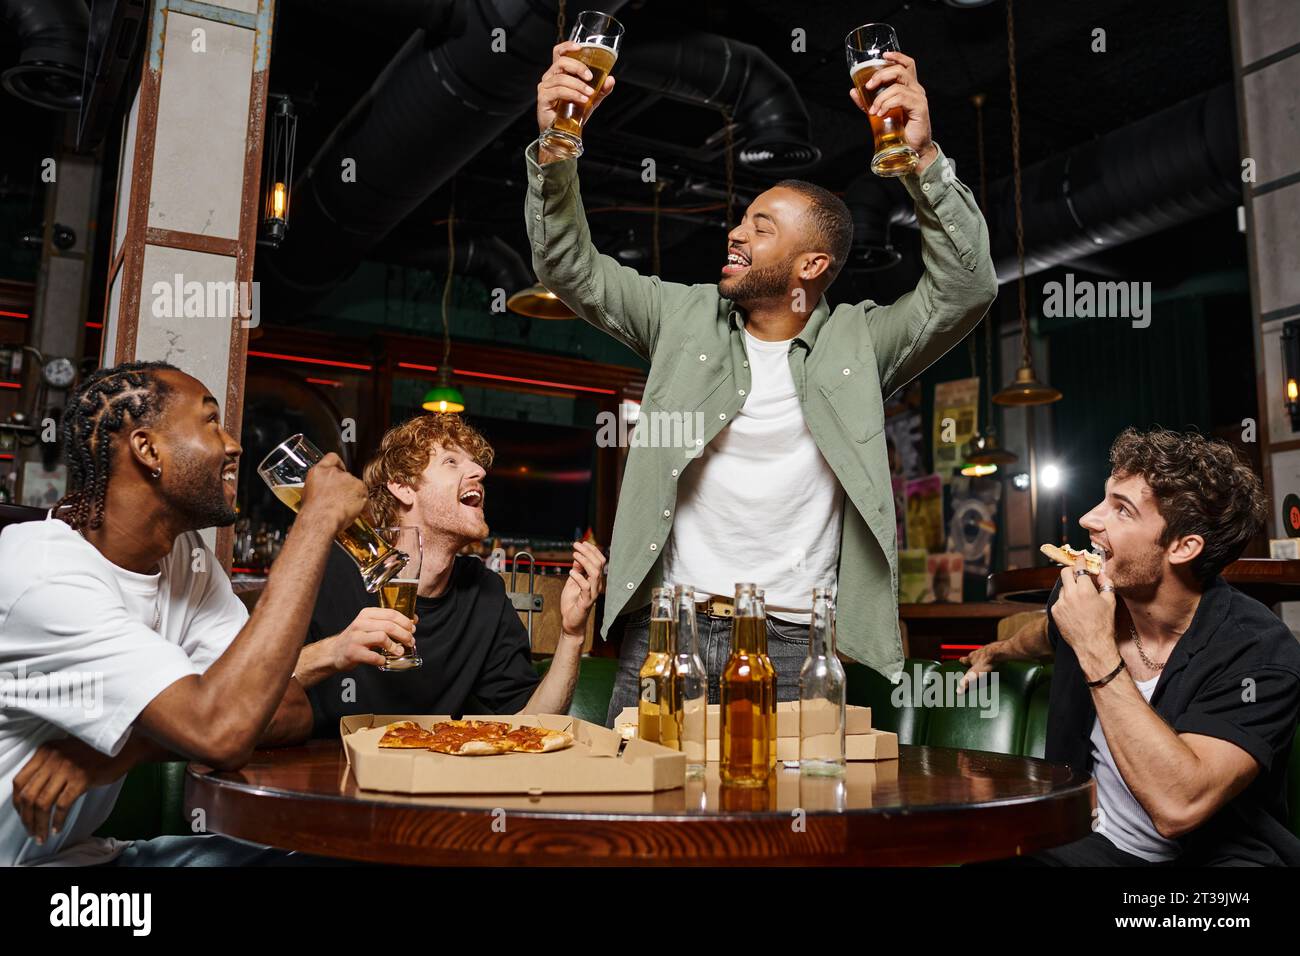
[539, 10, 624, 160]
[846, 23, 919, 177]
[376, 526, 422, 671]
[256, 434, 408, 592]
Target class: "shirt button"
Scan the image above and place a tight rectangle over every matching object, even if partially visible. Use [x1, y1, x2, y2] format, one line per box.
[695, 438, 703, 446]
[699, 354, 707, 361]
[535, 213, 542, 221]
[719, 413, 726, 420]
[947, 223, 956, 232]
[671, 468, 679, 477]
[738, 389, 745, 396]
[626, 582, 635, 590]
[663, 509, 671, 518]
[649, 543, 658, 551]
[922, 183, 930, 192]
[537, 173, 544, 181]
[842, 368, 851, 375]
[742, 360, 749, 368]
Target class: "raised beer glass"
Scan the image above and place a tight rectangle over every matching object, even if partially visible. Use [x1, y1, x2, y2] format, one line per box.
[539, 10, 623, 160]
[376, 526, 423, 671]
[846, 23, 918, 177]
[256, 434, 407, 592]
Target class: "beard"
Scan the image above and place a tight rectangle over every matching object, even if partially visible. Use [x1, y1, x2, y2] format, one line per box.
[162, 446, 237, 530]
[719, 252, 798, 304]
[1109, 543, 1164, 598]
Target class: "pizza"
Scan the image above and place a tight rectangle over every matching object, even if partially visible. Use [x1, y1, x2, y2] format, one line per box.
[1040, 543, 1103, 575]
[377, 719, 574, 757]
[377, 720, 436, 749]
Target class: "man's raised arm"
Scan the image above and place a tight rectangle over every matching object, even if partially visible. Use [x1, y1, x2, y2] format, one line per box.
[525, 40, 697, 360]
[844, 52, 998, 397]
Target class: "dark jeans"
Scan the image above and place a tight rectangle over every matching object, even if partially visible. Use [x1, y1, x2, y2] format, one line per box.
[104, 834, 352, 866]
[971, 831, 1177, 867]
[605, 606, 810, 727]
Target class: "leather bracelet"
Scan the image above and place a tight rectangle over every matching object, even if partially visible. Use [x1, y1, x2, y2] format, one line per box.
[1086, 658, 1126, 688]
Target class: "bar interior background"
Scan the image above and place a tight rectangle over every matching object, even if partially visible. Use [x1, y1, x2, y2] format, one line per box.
[1, 0, 1298, 656]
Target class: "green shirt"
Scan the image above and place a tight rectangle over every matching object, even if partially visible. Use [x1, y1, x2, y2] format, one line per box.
[524, 139, 997, 677]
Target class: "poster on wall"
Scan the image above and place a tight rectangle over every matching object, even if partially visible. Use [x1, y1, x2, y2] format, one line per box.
[926, 553, 965, 603]
[947, 475, 1003, 578]
[21, 461, 66, 509]
[898, 548, 932, 603]
[905, 473, 945, 554]
[884, 381, 924, 479]
[932, 377, 979, 483]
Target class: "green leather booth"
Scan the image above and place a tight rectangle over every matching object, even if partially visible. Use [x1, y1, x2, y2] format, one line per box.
[96, 655, 1300, 842]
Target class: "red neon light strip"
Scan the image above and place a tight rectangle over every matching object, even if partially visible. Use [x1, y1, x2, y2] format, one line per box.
[305, 377, 343, 387]
[395, 362, 616, 396]
[248, 350, 372, 371]
[85, 321, 103, 329]
[0, 381, 20, 389]
[0, 453, 13, 460]
[0, 310, 29, 319]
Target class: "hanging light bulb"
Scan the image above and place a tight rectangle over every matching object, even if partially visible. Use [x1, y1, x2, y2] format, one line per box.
[506, 282, 576, 319]
[992, 0, 1062, 409]
[422, 368, 465, 414]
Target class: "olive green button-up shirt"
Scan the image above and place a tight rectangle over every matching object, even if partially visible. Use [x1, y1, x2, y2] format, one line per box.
[524, 139, 997, 678]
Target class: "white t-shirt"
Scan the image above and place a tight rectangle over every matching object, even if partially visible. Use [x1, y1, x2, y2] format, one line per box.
[1090, 672, 1181, 862]
[0, 513, 247, 865]
[663, 328, 845, 621]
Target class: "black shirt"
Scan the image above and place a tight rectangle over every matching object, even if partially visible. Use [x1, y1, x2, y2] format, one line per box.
[1045, 576, 1300, 865]
[304, 544, 540, 737]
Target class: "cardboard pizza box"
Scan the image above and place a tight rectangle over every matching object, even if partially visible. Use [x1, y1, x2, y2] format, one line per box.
[615, 702, 898, 762]
[341, 713, 685, 795]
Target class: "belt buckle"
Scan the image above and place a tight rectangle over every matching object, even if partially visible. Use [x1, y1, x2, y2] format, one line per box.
[705, 597, 734, 619]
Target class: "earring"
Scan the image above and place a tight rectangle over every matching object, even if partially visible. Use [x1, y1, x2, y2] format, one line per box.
[152, 468, 161, 479]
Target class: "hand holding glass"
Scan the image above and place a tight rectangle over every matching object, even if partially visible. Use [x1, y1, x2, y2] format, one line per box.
[846, 23, 919, 177]
[256, 434, 407, 592]
[538, 10, 623, 160]
[376, 526, 423, 671]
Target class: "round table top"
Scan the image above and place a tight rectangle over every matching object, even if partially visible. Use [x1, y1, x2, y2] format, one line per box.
[988, 557, 1300, 604]
[185, 740, 1094, 866]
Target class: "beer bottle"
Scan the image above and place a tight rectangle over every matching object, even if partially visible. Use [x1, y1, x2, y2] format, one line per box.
[672, 584, 708, 776]
[638, 587, 678, 748]
[720, 582, 771, 786]
[799, 587, 847, 775]
[753, 587, 778, 771]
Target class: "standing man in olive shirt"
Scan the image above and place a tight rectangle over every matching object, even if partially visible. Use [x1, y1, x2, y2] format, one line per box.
[526, 41, 997, 724]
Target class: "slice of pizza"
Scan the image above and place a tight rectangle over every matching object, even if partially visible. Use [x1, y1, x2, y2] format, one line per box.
[1040, 543, 1103, 575]
[503, 725, 575, 754]
[427, 724, 518, 756]
[377, 720, 436, 749]
[431, 719, 512, 735]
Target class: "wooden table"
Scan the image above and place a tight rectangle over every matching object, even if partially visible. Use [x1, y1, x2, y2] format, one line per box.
[989, 557, 1300, 605]
[185, 741, 1094, 866]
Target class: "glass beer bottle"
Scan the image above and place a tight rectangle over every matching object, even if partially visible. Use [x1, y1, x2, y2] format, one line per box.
[799, 587, 847, 775]
[672, 584, 708, 776]
[638, 587, 678, 748]
[720, 582, 772, 786]
[753, 586, 778, 771]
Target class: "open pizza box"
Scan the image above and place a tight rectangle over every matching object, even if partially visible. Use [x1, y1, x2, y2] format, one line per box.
[341, 713, 686, 795]
[615, 701, 899, 762]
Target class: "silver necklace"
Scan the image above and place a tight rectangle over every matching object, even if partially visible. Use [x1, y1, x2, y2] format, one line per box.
[1129, 623, 1165, 671]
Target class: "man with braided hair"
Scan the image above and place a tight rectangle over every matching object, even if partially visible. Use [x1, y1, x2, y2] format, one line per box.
[0, 361, 366, 865]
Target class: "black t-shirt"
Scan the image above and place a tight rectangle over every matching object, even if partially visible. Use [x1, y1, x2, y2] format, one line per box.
[1045, 576, 1300, 865]
[304, 544, 540, 737]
